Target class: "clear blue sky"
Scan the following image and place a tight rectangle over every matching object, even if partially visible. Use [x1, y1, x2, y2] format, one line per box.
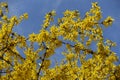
[1, 0, 120, 65]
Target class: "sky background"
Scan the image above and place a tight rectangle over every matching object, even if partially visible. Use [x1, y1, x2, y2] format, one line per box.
[1, 0, 120, 65]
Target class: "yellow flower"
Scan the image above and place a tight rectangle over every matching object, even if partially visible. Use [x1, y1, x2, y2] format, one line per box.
[0, 9, 3, 16]
[86, 39, 92, 46]
[45, 48, 54, 58]
[2, 15, 7, 20]
[42, 60, 51, 70]
[23, 13, 28, 19]
[50, 25, 59, 37]
[92, 2, 98, 8]
[97, 42, 104, 51]
[102, 16, 114, 27]
[37, 30, 49, 42]
[109, 75, 116, 80]
[53, 39, 62, 48]
[51, 10, 56, 16]
[66, 53, 74, 60]
[29, 33, 37, 42]
[74, 43, 84, 54]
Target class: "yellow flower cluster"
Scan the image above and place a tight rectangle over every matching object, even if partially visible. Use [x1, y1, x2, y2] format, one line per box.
[0, 2, 119, 80]
[102, 16, 114, 27]
[43, 10, 56, 28]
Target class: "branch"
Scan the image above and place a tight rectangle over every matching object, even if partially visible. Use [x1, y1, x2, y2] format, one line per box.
[7, 48, 25, 60]
[37, 42, 48, 80]
[0, 46, 7, 52]
[0, 56, 13, 67]
[62, 41, 95, 54]
[0, 70, 13, 73]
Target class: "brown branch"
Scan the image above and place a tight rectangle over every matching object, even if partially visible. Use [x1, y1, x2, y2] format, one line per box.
[0, 56, 13, 67]
[7, 48, 25, 60]
[37, 42, 48, 80]
[62, 41, 95, 54]
[0, 46, 7, 52]
[0, 70, 13, 73]
[37, 52, 46, 80]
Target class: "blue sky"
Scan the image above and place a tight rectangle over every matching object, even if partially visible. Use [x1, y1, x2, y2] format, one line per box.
[2, 0, 120, 65]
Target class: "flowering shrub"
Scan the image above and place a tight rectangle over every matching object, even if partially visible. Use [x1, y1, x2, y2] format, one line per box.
[0, 2, 120, 80]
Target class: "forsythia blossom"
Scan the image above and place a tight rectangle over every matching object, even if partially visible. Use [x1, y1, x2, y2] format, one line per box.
[0, 2, 119, 80]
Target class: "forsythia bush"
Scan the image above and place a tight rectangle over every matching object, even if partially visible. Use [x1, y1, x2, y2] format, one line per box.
[0, 2, 120, 80]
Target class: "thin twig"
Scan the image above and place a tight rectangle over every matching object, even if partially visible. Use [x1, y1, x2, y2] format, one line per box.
[37, 42, 48, 80]
[0, 56, 13, 67]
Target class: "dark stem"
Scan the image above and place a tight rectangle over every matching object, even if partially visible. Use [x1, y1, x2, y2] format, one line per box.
[37, 42, 48, 80]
